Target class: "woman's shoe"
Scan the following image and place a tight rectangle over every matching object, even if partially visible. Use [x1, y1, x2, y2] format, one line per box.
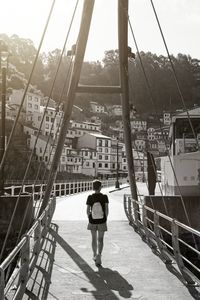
[95, 254, 102, 266]
[93, 255, 97, 262]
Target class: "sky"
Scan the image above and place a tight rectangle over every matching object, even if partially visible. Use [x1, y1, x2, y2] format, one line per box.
[0, 0, 200, 62]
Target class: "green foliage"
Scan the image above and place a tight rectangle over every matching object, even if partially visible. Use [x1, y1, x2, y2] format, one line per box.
[1, 34, 200, 113]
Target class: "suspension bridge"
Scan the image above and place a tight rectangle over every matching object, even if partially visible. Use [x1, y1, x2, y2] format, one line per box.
[1, 0, 200, 299]
[1, 180, 199, 299]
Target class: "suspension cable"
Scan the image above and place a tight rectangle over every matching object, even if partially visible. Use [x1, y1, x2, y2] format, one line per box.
[0, 0, 56, 175]
[0, 0, 57, 263]
[0, 0, 80, 261]
[148, 1, 199, 247]
[127, 17, 169, 214]
[28, 57, 73, 223]
[128, 15, 193, 227]
[128, 4, 198, 250]
[150, 0, 199, 149]
[9, 1, 79, 248]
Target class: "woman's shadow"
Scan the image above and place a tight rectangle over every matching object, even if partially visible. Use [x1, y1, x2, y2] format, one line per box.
[81, 265, 133, 298]
[95, 266, 133, 298]
[50, 224, 134, 299]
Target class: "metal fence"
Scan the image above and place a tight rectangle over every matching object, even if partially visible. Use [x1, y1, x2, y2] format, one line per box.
[5, 178, 118, 200]
[124, 194, 200, 286]
[0, 196, 56, 300]
[0, 178, 118, 298]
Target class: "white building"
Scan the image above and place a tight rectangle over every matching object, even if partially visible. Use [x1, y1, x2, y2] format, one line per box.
[81, 148, 97, 177]
[112, 105, 122, 116]
[64, 148, 82, 173]
[9, 89, 42, 115]
[90, 101, 105, 114]
[147, 127, 156, 141]
[163, 112, 171, 126]
[29, 134, 52, 166]
[31, 106, 63, 138]
[121, 144, 147, 175]
[134, 139, 146, 152]
[110, 139, 123, 176]
[77, 133, 112, 177]
[130, 119, 147, 132]
[71, 120, 101, 132]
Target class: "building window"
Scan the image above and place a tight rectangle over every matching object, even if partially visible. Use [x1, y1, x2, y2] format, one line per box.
[105, 140, 108, 147]
[105, 155, 108, 160]
[46, 116, 49, 121]
[99, 155, 102, 160]
[105, 163, 108, 168]
[98, 163, 102, 168]
[98, 140, 102, 146]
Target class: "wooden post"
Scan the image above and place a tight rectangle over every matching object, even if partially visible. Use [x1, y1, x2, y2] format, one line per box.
[0, 67, 6, 195]
[118, 1, 138, 206]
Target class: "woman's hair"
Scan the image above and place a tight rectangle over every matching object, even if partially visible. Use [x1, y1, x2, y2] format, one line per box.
[93, 180, 102, 190]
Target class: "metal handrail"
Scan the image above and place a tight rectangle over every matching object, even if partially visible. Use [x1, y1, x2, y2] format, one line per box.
[124, 194, 200, 286]
[0, 178, 119, 298]
[0, 197, 55, 299]
[4, 178, 121, 199]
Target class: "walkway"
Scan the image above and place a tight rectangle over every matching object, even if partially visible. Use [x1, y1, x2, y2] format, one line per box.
[25, 184, 196, 299]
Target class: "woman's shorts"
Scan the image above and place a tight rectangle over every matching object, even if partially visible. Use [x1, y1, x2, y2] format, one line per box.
[87, 222, 107, 231]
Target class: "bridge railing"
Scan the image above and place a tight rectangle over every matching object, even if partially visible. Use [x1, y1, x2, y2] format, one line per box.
[0, 178, 118, 298]
[124, 194, 200, 286]
[4, 178, 118, 200]
[0, 196, 56, 300]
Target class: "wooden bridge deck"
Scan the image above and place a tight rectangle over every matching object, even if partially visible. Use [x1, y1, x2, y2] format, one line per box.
[24, 184, 198, 299]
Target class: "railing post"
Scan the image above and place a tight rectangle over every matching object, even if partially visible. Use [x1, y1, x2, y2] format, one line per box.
[17, 236, 30, 299]
[133, 199, 140, 231]
[34, 220, 42, 256]
[129, 197, 134, 224]
[142, 204, 149, 240]
[42, 210, 48, 238]
[171, 219, 195, 285]
[64, 183, 67, 196]
[0, 267, 5, 300]
[11, 185, 14, 196]
[154, 211, 172, 264]
[123, 194, 129, 221]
